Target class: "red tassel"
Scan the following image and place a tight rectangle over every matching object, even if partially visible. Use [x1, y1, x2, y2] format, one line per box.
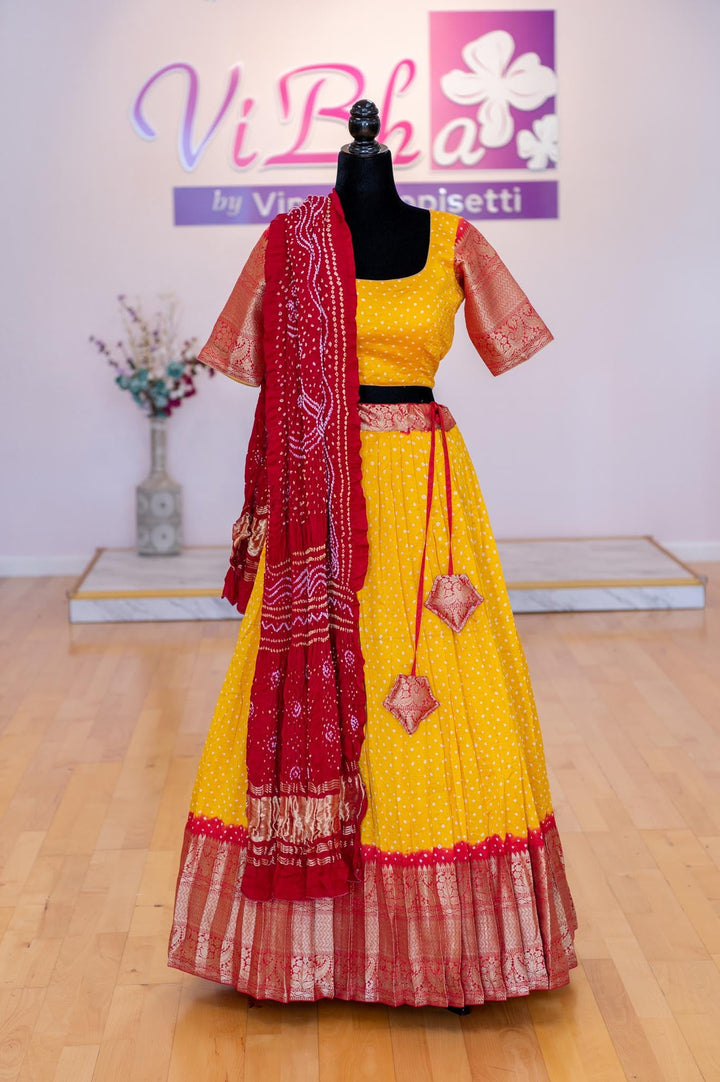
[222, 565, 254, 615]
[221, 565, 241, 607]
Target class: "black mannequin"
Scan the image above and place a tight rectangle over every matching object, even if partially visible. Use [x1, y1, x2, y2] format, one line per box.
[334, 100, 430, 281]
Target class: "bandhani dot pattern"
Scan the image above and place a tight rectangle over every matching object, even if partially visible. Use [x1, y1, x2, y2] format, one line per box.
[168, 210, 577, 1007]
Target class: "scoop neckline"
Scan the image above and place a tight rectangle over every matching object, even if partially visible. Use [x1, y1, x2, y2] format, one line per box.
[355, 210, 435, 285]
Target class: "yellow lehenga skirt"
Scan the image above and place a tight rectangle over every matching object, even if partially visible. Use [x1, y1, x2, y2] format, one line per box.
[168, 417, 578, 1006]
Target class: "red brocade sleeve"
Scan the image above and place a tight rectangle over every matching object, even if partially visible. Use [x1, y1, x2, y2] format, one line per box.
[454, 218, 553, 376]
[197, 230, 268, 387]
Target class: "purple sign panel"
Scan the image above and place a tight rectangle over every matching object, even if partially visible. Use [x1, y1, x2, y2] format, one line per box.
[174, 182, 558, 225]
[430, 11, 557, 172]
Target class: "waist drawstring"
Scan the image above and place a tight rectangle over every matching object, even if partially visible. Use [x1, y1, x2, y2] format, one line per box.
[411, 403, 452, 676]
[382, 402, 485, 735]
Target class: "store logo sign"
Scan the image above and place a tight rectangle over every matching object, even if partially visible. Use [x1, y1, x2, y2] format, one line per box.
[130, 10, 559, 222]
[430, 11, 557, 172]
[131, 62, 419, 172]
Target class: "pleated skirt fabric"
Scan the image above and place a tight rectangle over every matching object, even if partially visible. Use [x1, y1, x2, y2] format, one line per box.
[168, 421, 577, 1006]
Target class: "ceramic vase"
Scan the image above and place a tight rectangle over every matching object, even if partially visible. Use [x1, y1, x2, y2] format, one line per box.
[136, 416, 182, 555]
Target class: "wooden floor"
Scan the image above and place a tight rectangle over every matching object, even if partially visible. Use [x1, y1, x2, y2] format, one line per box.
[1, 566, 720, 1081]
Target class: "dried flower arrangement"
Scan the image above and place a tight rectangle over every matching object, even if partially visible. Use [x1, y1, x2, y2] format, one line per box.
[90, 294, 213, 417]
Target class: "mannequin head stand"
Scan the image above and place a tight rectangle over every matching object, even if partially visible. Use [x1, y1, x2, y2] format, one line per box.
[334, 99, 430, 280]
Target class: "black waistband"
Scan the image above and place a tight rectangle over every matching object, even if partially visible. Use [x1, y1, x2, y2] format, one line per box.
[359, 384, 434, 404]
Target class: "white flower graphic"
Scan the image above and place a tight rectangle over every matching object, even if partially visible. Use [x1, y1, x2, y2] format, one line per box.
[517, 113, 558, 169]
[441, 29, 557, 149]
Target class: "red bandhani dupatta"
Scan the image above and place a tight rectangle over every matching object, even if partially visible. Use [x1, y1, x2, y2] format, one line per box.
[220, 384, 268, 614]
[228, 191, 369, 901]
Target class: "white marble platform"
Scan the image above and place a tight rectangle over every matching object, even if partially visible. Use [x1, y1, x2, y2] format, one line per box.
[67, 537, 705, 623]
[499, 537, 706, 612]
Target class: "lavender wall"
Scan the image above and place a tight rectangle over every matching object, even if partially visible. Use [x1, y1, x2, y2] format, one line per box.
[1, 0, 718, 572]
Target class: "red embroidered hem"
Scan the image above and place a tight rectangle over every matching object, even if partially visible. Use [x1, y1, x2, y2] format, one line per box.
[169, 814, 577, 1007]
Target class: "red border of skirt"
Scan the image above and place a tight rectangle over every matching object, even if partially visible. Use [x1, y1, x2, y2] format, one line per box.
[168, 812, 578, 1008]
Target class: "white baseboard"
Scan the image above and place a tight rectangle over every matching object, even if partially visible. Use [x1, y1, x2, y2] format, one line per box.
[659, 541, 720, 563]
[0, 554, 91, 577]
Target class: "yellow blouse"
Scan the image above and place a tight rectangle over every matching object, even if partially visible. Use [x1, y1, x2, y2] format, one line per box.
[198, 210, 552, 386]
[355, 212, 463, 387]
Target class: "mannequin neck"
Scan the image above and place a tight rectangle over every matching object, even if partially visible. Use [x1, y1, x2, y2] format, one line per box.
[333, 149, 430, 280]
[334, 149, 404, 221]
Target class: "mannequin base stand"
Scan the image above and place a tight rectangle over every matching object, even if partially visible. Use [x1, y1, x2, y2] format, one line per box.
[246, 993, 472, 1014]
